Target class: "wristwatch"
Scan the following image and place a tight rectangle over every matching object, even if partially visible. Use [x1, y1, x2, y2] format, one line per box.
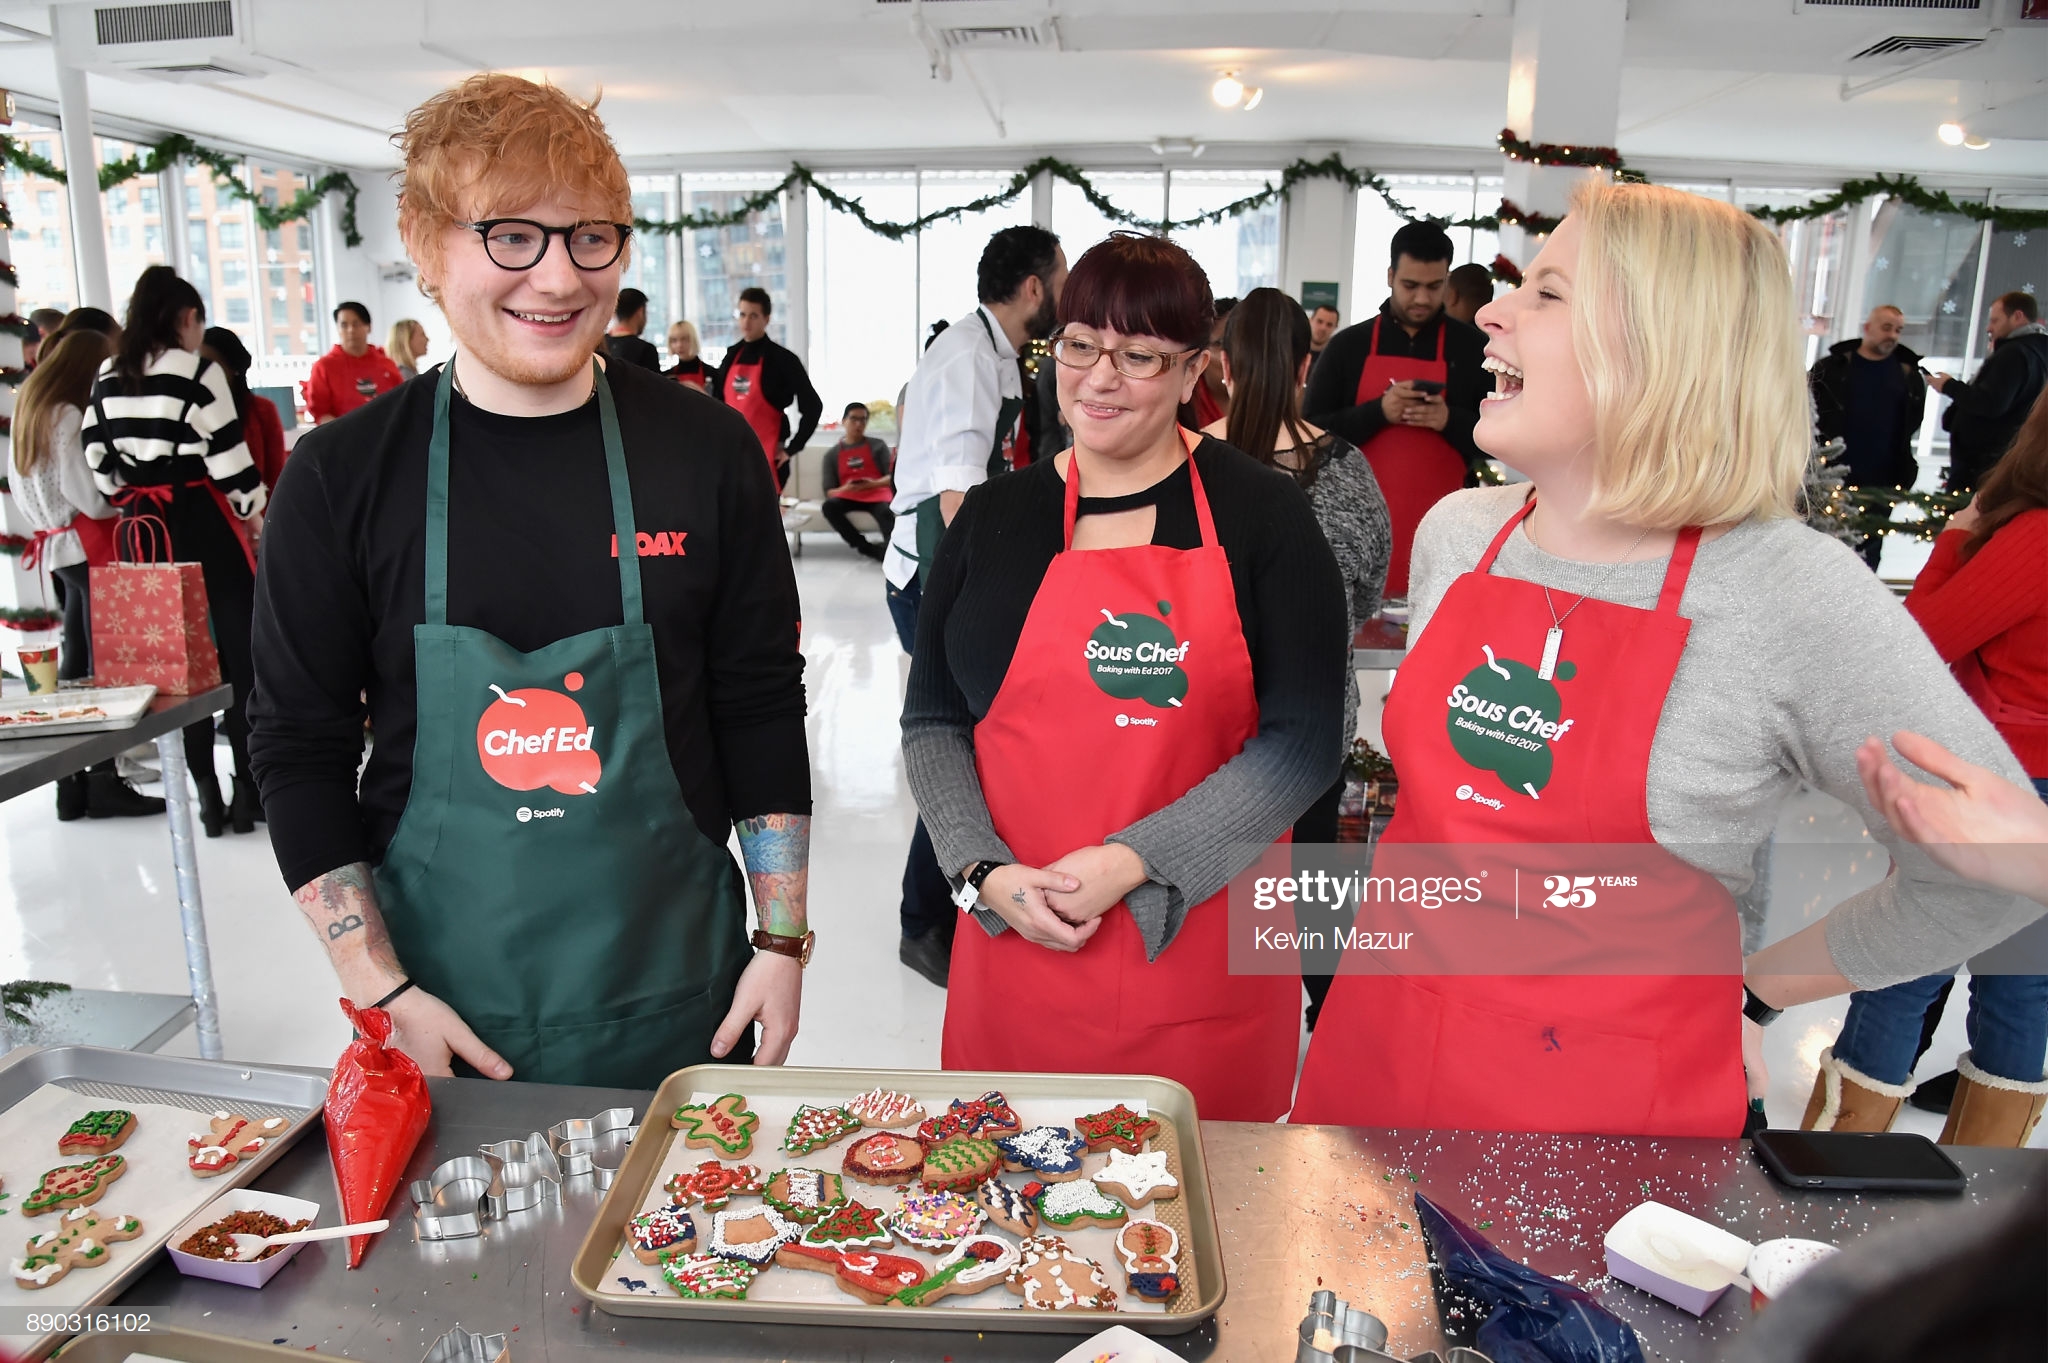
[1742, 984, 1782, 1027]
[751, 928, 815, 967]
[952, 861, 1002, 913]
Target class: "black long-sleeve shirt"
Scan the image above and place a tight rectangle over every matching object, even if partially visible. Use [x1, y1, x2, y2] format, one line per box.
[247, 361, 810, 892]
[1941, 328, 2048, 491]
[1303, 300, 1492, 469]
[711, 337, 824, 455]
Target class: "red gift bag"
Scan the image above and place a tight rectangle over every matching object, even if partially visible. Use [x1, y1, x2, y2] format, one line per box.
[88, 516, 223, 694]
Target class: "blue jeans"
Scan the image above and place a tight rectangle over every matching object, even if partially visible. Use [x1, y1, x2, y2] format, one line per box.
[1831, 775, 2048, 1085]
[886, 572, 921, 656]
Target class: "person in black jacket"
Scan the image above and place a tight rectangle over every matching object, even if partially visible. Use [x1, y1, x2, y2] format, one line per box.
[1810, 304, 1926, 569]
[603, 287, 662, 372]
[711, 287, 822, 489]
[1932, 291, 2048, 493]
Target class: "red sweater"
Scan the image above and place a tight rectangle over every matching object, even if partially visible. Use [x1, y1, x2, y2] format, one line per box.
[1906, 509, 2048, 776]
[302, 345, 404, 423]
[244, 394, 288, 490]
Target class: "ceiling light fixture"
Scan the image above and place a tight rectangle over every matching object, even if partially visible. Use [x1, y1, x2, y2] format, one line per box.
[1937, 120, 1965, 146]
[1241, 85, 1264, 111]
[1211, 72, 1245, 108]
[1963, 134, 1990, 150]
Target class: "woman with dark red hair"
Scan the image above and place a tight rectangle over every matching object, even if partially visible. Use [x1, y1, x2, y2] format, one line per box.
[902, 233, 1347, 1120]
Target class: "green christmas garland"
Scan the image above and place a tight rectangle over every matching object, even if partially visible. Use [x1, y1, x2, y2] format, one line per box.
[1749, 172, 2047, 232]
[0, 132, 361, 246]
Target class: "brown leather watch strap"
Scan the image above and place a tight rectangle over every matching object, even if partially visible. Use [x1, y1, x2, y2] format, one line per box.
[751, 929, 814, 966]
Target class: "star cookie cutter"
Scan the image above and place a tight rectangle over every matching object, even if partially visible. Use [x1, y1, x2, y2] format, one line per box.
[547, 1106, 638, 1190]
[419, 1324, 510, 1363]
[477, 1131, 562, 1213]
[409, 1154, 504, 1241]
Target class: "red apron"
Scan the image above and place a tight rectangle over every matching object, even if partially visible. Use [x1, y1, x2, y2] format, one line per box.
[114, 482, 256, 573]
[22, 512, 119, 574]
[942, 437, 1299, 1121]
[722, 356, 784, 487]
[1353, 316, 1466, 598]
[1291, 497, 1747, 1137]
[830, 441, 893, 505]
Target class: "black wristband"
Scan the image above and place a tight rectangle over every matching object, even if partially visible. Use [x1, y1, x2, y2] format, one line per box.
[965, 861, 1002, 893]
[1742, 984, 1782, 1027]
[370, 977, 416, 1011]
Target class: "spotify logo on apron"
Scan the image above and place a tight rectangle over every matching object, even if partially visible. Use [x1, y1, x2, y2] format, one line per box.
[477, 673, 603, 797]
[1083, 602, 1190, 709]
[1444, 644, 1577, 799]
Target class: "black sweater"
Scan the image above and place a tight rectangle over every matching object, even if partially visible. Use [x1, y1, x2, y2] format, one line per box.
[247, 361, 810, 892]
[1302, 300, 1493, 469]
[711, 337, 824, 454]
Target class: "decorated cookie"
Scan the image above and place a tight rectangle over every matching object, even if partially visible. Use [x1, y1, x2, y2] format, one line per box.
[997, 1125, 1088, 1181]
[975, 1175, 1037, 1236]
[887, 1189, 986, 1250]
[1116, 1219, 1182, 1302]
[1027, 1178, 1127, 1231]
[671, 1094, 759, 1157]
[1092, 1147, 1180, 1205]
[627, 1205, 697, 1265]
[23, 1155, 125, 1216]
[188, 1112, 287, 1178]
[58, 1110, 136, 1156]
[845, 1087, 926, 1130]
[921, 1133, 1002, 1193]
[890, 1232, 1021, 1307]
[663, 1159, 763, 1210]
[1006, 1233, 1119, 1312]
[11, 1206, 143, 1289]
[661, 1253, 758, 1300]
[800, 1200, 892, 1250]
[782, 1103, 863, 1156]
[1075, 1102, 1159, 1154]
[774, 1242, 929, 1305]
[842, 1131, 925, 1185]
[706, 1205, 798, 1266]
[762, 1167, 849, 1224]
[916, 1091, 1023, 1147]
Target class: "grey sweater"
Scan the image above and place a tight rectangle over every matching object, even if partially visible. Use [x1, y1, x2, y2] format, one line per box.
[1411, 487, 2040, 989]
[1298, 434, 1392, 753]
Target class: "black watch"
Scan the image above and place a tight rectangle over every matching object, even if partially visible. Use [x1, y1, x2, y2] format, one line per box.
[1743, 985, 1782, 1027]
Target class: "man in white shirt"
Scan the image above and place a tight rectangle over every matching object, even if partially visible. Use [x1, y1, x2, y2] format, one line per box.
[885, 224, 1065, 987]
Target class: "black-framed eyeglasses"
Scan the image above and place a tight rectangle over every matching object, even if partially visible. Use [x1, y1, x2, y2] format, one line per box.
[461, 218, 633, 271]
[1050, 334, 1198, 380]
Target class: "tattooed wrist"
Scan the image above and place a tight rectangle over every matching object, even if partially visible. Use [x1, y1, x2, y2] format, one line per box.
[736, 813, 810, 937]
[293, 862, 403, 984]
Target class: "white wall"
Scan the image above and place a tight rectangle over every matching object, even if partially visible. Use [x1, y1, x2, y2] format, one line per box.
[327, 171, 455, 370]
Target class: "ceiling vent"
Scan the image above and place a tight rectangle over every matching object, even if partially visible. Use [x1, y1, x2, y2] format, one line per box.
[1804, 1, 1982, 9]
[1849, 34, 1986, 59]
[940, 24, 1042, 49]
[54, 0, 273, 82]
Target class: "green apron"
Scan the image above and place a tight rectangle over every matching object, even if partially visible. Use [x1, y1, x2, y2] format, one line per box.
[911, 309, 1027, 588]
[373, 361, 751, 1087]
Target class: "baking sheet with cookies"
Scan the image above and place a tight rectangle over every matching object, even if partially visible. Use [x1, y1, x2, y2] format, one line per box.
[570, 1064, 1224, 1335]
[0, 1046, 326, 1361]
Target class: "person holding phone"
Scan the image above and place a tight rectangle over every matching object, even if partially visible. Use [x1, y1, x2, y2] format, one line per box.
[1305, 221, 1492, 597]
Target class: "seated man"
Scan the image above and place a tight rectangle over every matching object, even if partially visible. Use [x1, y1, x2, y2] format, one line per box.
[821, 401, 894, 560]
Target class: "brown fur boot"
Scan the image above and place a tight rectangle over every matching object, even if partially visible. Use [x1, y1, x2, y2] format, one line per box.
[1799, 1047, 1910, 1132]
[1938, 1052, 2048, 1148]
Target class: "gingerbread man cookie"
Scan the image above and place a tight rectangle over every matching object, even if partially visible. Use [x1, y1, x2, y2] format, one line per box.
[1027, 1178, 1127, 1231]
[670, 1093, 758, 1157]
[22, 1154, 125, 1216]
[889, 1233, 1020, 1306]
[661, 1253, 758, 1300]
[627, 1205, 697, 1265]
[782, 1103, 863, 1156]
[774, 1242, 929, 1305]
[58, 1110, 137, 1156]
[845, 1087, 926, 1130]
[10, 1206, 143, 1289]
[1005, 1233, 1119, 1312]
[663, 1159, 763, 1210]
[188, 1111, 287, 1178]
[762, 1167, 849, 1224]
[1074, 1102, 1159, 1154]
[1092, 1147, 1180, 1205]
[887, 1189, 985, 1249]
[842, 1131, 924, 1185]
[800, 1201, 892, 1250]
[920, 1133, 1001, 1193]
[1116, 1219, 1182, 1302]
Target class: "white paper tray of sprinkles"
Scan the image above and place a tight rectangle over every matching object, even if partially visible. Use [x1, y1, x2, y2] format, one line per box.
[0, 1045, 328, 1361]
[569, 1064, 1226, 1334]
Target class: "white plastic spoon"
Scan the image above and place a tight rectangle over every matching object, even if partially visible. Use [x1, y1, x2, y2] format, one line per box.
[228, 1218, 391, 1261]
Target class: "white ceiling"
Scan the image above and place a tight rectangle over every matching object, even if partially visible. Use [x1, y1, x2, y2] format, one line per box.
[0, 0, 2041, 186]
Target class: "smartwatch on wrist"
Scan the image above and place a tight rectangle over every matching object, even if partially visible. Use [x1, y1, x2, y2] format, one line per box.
[952, 861, 1001, 913]
[1742, 984, 1782, 1027]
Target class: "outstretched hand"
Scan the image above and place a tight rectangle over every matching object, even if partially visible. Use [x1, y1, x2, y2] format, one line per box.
[1857, 731, 2048, 905]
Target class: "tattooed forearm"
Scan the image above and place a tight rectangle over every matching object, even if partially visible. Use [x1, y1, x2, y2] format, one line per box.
[292, 862, 404, 991]
[736, 813, 810, 937]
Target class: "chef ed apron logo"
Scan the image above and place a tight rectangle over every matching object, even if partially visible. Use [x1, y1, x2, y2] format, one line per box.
[1083, 601, 1190, 708]
[1444, 644, 1577, 799]
[476, 672, 602, 796]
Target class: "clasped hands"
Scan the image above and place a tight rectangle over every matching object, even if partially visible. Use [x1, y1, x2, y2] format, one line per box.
[976, 843, 1149, 953]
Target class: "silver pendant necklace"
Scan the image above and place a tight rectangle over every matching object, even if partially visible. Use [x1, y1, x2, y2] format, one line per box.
[1531, 515, 1653, 682]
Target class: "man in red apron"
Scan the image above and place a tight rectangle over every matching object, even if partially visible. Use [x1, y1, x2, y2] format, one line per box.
[1292, 496, 1748, 1137]
[713, 287, 822, 490]
[1303, 222, 1491, 597]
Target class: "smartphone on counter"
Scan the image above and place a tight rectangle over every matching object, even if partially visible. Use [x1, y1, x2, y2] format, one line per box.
[1752, 1128, 1965, 1194]
[1408, 379, 1446, 396]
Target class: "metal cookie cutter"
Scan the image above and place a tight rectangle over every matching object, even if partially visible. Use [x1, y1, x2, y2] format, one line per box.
[478, 1131, 562, 1213]
[421, 1324, 509, 1363]
[547, 1106, 637, 1190]
[411, 1154, 505, 1241]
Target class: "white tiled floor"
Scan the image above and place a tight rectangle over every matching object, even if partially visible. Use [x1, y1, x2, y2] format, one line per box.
[0, 532, 2032, 1144]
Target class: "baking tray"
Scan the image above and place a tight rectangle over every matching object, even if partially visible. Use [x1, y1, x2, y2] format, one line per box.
[0, 686, 157, 739]
[569, 1064, 1225, 1335]
[48, 1324, 311, 1361]
[0, 1046, 327, 1361]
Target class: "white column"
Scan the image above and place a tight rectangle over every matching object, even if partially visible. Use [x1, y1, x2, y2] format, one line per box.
[1499, 0, 1627, 265]
[160, 161, 191, 280]
[1031, 168, 1053, 231]
[54, 60, 113, 311]
[782, 184, 809, 365]
[1281, 165, 1357, 320]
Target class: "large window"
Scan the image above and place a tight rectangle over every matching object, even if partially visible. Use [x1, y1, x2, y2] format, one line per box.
[916, 170, 1033, 342]
[183, 162, 255, 356]
[1053, 171, 1164, 266]
[3, 119, 76, 316]
[807, 172, 918, 423]
[1739, 188, 1854, 370]
[1168, 169, 1281, 302]
[247, 161, 320, 358]
[1351, 173, 1500, 321]
[620, 174, 678, 354]
[1864, 199, 1984, 369]
[98, 137, 168, 311]
[681, 173, 788, 365]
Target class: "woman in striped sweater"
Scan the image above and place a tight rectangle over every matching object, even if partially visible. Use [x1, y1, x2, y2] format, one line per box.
[80, 265, 268, 837]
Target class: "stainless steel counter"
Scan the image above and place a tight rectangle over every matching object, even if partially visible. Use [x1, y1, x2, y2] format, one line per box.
[108, 1076, 2043, 1361]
